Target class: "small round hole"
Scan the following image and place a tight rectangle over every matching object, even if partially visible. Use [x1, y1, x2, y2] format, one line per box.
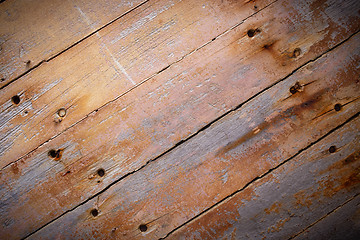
[247, 29, 256, 38]
[293, 48, 301, 58]
[329, 146, 336, 153]
[289, 86, 297, 94]
[334, 103, 342, 111]
[97, 168, 105, 177]
[24, 110, 28, 114]
[1, 78, 5, 82]
[139, 224, 148, 232]
[254, 5, 258, 10]
[11, 95, 20, 105]
[48, 149, 57, 158]
[57, 108, 67, 117]
[91, 209, 98, 217]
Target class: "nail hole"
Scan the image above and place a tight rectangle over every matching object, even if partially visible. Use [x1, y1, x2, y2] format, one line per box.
[48, 149, 58, 158]
[24, 110, 28, 114]
[97, 180, 101, 183]
[48, 149, 62, 160]
[97, 168, 105, 177]
[329, 146, 336, 153]
[254, 5, 258, 10]
[293, 48, 301, 58]
[11, 95, 20, 105]
[334, 103, 342, 111]
[289, 82, 302, 94]
[91, 209, 99, 217]
[1, 78, 5, 82]
[139, 224, 148, 232]
[57, 108, 67, 118]
[247, 29, 256, 37]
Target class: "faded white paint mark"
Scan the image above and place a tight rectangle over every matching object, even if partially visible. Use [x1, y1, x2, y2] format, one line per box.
[75, 5, 135, 85]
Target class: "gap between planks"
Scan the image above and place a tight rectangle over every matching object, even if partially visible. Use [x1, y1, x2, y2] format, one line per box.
[288, 193, 360, 239]
[0, 0, 150, 90]
[160, 112, 360, 239]
[1, 0, 279, 171]
[23, 28, 360, 240]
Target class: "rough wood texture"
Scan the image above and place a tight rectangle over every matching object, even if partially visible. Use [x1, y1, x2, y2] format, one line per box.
[0, 0, 359, 239]
[0, 0, 274, 168]
[167, 117, 360, 240]
[294, 195, 360, 240]
[27, 30, 360, 239]
[0, 0, 146, 87]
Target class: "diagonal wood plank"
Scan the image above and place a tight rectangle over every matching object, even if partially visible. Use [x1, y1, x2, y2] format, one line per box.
[166, 115, 360, 240]
[0, 0, 274, 168]
[1, 0, 360, 238]
[26, 29, 360, 239]
[293, 195, 360, 240]
[0, 0, 147, 88]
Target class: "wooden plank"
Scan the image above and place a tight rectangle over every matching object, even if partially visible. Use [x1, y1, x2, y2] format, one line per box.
[0, 0, 275, 168]
[26, 30, 360, 239]
[166, 118, 360, 239]
[0, 0, 147, 87]
[1, 0, 360, 238]
[294, 195, 360, 240]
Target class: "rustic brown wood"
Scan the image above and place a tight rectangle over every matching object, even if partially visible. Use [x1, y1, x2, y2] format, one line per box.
[26, 30, 360, 239]
[0, 0, 146, 87]
[294, 195, 360, 240]
[1, 0, 359, 239]
[0, 0, 274, 168]
[166, 117, 360, 240]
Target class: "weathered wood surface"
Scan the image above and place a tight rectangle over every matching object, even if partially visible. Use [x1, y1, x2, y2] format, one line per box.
[1, 0, 359, 238]
[0, 0, 359, 239]
[26, 29, 360, 239]
[167, 117, 360, 240]
[0, 0, 146, 87]
[0, 0, 274, 168]
[294, 195, 360, 240]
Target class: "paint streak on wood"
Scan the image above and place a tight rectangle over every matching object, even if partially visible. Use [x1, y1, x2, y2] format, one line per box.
[0, 0, 146, 87]
[167, 118, 360, 240]
[25, 29, 360, 240]
[0, 0, 275, 168]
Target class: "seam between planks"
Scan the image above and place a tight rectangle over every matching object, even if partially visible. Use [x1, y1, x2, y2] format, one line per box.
[1, 0, 279, 171]
[0, 0, 151, 90]
[288, 193, 360, 239]
[23, 28, 360, 240]
[161, 113, 360, 239]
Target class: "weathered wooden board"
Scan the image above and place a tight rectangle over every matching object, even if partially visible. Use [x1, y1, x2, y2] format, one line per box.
[26, 30, 360, 239]
[294, 195, 360, 240]
[0, 0, 274, 168]
[1, 0, 360, 238]
[0, 0, 146, 87]
[166, 118, 360, 240]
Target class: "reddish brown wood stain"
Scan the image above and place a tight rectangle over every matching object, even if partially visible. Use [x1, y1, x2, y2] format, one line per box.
[0, 0, 360, 239]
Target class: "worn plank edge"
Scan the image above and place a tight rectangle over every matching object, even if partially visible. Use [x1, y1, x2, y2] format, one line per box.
[0, 0, 150, 90]
[23, 29, 360, 239]
[2, 0, 278, 171]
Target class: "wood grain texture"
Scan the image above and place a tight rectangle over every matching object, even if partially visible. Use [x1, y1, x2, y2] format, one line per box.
[294, 195, 360, 240]
[0, 0, 146, 87]
[167, 117, 360, 240]
[1, 0, 360, 238]
[26, 29, 360, 239]
[0, 0, 274, 169]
